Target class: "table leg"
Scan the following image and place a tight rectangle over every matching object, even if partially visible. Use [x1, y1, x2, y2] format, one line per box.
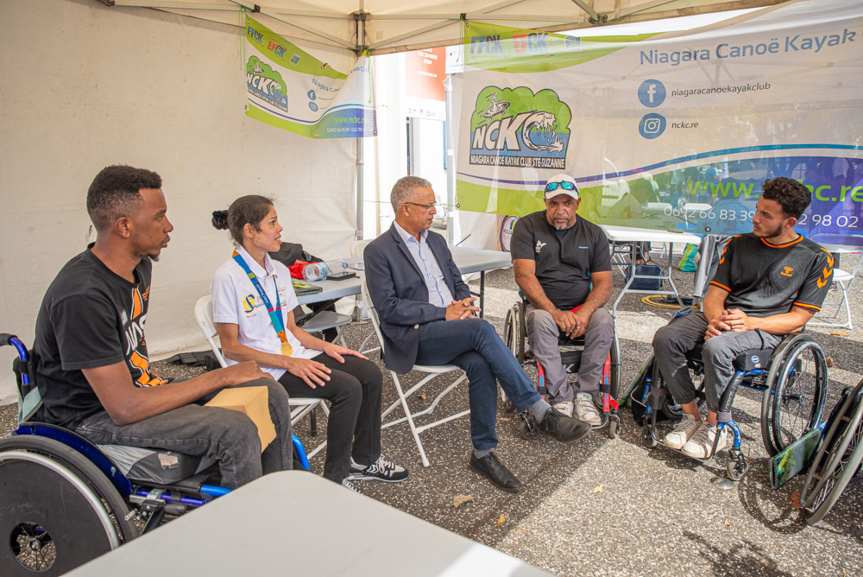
[479, 271, 486, 319]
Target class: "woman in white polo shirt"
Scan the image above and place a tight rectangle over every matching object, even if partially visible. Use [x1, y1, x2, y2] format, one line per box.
[210, 195, 407, 489]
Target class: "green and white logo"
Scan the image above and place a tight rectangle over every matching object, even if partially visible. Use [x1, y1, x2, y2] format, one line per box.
[469, 86, 571, 169]
[247, 56, 288, 112]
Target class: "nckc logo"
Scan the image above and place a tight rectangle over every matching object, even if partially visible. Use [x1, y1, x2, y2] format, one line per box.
[469, 86, 572, 169]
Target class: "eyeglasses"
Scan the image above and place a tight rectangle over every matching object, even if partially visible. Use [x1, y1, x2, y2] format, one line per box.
[405, 202, 438, 211]
[545, 181, 577, 192]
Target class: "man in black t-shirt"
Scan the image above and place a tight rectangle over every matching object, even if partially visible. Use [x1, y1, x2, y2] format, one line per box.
[511, 174, 614, 426]
[33, 165, 293, 489]
[653, 177, 834, 459]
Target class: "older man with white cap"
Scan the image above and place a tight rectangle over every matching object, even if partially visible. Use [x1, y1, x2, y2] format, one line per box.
[510, 174, 615, 425]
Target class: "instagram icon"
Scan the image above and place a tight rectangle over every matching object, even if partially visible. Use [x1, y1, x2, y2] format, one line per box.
[639, 113, 666, 139]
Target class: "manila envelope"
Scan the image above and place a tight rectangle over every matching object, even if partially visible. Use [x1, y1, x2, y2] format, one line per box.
[205, 386, 277, 452]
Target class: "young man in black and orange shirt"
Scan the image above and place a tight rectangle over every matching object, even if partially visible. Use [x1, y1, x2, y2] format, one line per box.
[652, 177, 833, 458]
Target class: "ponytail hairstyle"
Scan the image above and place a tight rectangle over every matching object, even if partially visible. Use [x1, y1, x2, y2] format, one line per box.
[212, 195, 274, 245]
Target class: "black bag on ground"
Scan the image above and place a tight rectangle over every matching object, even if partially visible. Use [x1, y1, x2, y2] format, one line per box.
[625, 263, 663, 291]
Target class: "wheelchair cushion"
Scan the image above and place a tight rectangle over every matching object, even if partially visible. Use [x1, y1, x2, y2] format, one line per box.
[98, 444, 217, 485]
[684, 344, 774, 372]
[557, 335, 586, 347]
[559, 349, 584, 374]
[732, 348, 774, 372]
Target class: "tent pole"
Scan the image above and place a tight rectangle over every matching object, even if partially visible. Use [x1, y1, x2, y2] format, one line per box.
[444, 73, 455, 245]
[356, 10, 366, 241]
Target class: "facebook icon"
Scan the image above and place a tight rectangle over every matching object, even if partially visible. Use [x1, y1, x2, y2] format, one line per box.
[638, 79, 666, 108]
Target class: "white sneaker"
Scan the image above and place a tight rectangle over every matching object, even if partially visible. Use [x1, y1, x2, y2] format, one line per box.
[341, 478, 362, 493]
[574, 393, 601, 427]
[681, 422, 728, 459]
[552, 401, 574, 418]
[662, 413, 701, 450]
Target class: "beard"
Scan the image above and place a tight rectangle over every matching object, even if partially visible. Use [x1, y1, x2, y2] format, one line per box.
[753, 221, 784, 239]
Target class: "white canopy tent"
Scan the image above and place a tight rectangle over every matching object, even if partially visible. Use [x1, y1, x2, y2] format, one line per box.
[0, 0, 793, 404]
[105, 0, 790, 55]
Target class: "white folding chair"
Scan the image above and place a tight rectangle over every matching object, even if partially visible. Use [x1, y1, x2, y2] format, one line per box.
[350, 240, 380, 355]
[194, 296, 329, 458]
[298, 309, 352, 346]
[361, 282, 469, 467]
[809, 248, 861, 330]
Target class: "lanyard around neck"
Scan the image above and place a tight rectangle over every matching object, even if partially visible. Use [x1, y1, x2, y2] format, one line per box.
[232, 250, 289, 346]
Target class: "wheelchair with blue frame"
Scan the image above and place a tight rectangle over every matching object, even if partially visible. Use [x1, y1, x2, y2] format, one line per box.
[800, 376, 863, 524]
[621, 237, 829, 481]
[503, 296, 621, 439]
[627, 323, 828, 480]
[0, 333, 309, 575]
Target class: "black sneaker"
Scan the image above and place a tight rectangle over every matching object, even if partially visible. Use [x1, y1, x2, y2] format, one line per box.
[348, 455, 409, 483]
[536, 407, 591, 444]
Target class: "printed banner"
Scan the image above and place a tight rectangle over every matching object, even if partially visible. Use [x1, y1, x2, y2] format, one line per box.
[244, 14, 376, 138]
[455, 0, 863, 246]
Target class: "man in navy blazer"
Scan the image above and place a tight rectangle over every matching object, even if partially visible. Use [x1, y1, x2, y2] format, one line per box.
[365, 176, 591, 493]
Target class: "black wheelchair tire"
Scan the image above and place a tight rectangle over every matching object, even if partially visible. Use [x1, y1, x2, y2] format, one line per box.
[760, 334, 828, 456]
[801, 379, 863, 524]
[727, 456, 749, 482]
[771, 339, 828, 453]
[0, 435, 137, 576]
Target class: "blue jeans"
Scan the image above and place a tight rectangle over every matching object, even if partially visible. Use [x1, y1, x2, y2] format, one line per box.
[415, 318, 540, 451]
[75, 377, 292, 489]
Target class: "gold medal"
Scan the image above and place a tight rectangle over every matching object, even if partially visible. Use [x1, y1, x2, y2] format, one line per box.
[280, 341, 293, 356]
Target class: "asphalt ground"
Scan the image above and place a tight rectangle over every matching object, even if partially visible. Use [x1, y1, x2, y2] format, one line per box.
[2, 249, 862, 576]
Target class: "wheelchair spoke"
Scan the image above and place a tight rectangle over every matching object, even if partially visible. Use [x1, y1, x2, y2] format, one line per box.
[808, 423, 862, 515]
[772, 341, 827, 451]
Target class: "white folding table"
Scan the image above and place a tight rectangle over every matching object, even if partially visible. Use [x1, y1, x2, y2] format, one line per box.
[297, 246, 512, 318]
[599, 225, 702, 317]
[67, 472, 551, 577]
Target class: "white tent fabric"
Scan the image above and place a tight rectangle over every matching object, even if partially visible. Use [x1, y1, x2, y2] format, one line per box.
[0, 0, 359, 403]
[108, 0, 790, 55]
[0, 0, 791, 404]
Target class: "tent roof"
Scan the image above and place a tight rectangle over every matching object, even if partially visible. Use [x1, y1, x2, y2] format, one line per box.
[105, 0, 791, 55]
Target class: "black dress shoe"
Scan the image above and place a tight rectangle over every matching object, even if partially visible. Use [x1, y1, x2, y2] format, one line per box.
[468, 450, 522, 493]
[536, 408, 591, 444]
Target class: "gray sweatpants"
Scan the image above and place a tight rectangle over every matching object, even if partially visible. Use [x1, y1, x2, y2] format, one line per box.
[652, 311, 781, 421]
[525, 304, 615, 403]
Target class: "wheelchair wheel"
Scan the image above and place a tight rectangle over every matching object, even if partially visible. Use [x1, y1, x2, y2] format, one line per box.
[503, 303, 519, 360]
[0, 436, 138, 576]
[607, 414, 620, 439]
[608, 335, 621, 401]
[630, 357, 700, 426]
[763, 335, 828, 455]
[503, 301, 526, 364]
[726, 455, 750, 482]
[801, 381, 863, 525]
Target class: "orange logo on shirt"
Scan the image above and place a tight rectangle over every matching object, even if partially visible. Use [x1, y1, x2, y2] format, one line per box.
[816, 251, 835, 288]
[780, 266, 794, 277]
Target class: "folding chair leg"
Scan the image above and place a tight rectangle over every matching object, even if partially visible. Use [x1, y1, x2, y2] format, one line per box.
[390, 372, 430, 467]
[841, 284, 853, 330]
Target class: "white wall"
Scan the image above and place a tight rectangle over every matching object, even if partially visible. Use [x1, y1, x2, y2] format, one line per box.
[0, 0, 358, 404]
